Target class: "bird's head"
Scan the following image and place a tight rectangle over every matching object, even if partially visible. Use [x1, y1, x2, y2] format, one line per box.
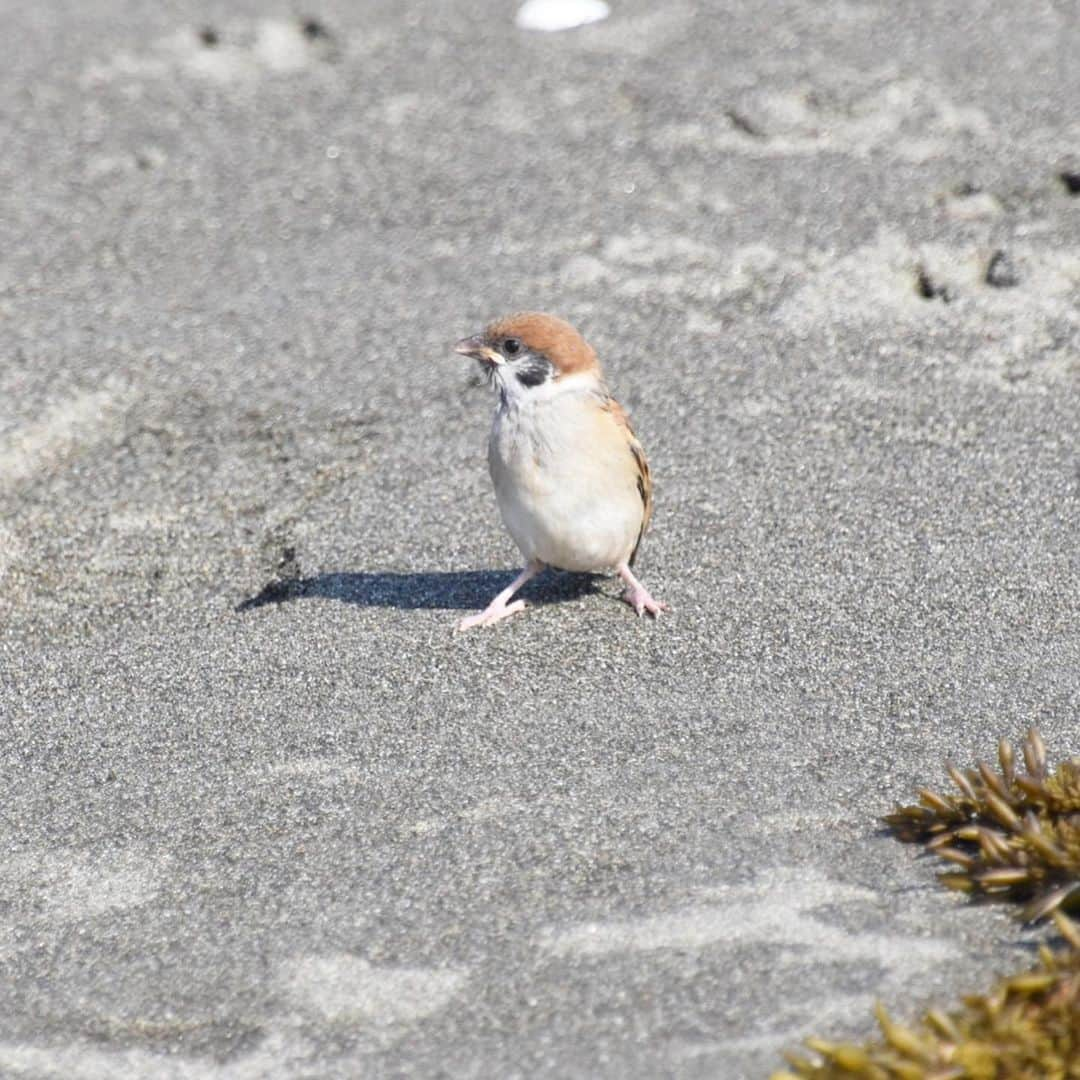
[454, 312, 599, 402]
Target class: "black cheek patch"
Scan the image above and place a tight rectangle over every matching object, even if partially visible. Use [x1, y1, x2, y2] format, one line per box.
[513, 357, 553, 388]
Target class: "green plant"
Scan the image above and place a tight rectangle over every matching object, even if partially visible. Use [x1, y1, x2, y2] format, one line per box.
[773, 913, 1079, 1080]
[774, 730, 1080, 1079]
[884, 730, 1080, 922]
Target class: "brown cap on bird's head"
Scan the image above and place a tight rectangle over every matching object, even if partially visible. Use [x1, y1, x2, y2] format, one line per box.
[455, 312, 600, 378]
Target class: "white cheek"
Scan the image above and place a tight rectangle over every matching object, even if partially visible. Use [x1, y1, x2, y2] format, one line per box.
[493, 367, 604, 409]
[495, 365, 546, 403]
[526, 372, 603, 404]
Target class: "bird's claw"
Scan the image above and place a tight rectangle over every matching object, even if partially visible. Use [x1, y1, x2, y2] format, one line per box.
[622, 586, 668, 618]
[456, 599, 527, 632]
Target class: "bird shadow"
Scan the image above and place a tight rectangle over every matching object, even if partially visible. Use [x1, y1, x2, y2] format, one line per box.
[236, 568, 606, 613]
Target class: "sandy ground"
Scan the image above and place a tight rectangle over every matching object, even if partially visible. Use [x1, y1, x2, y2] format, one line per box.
[1, 1, 1078, 1077]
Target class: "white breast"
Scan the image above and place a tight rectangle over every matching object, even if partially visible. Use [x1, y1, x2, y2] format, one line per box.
[487, 379, 644, 572]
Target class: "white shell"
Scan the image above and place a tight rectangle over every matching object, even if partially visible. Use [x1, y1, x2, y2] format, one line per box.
[515, 0, 610, 33]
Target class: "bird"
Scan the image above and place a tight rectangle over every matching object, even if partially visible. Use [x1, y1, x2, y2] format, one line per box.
[453, 311, 667, 631]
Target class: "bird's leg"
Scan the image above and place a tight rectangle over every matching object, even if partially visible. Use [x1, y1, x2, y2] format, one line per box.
[617, 564, 668, 618]
[457, 560, 545, 631]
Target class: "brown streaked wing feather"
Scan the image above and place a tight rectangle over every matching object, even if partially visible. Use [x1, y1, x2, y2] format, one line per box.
[603, 397, 653, 566]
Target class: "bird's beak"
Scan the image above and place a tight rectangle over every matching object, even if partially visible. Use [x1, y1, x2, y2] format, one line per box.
[454, 335, 502, 365]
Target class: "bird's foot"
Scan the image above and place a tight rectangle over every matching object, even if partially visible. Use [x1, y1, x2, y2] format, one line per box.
[456, 561, 544, 632]
[620, 582, 668, 618]
[457, 598, 527, 632]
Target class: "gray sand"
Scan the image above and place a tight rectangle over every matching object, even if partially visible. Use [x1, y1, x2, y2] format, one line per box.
[1, 1, 1078, 1077]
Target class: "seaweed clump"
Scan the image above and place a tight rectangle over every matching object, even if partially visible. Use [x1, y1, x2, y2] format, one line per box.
[773, 730, 1080, 1079]
[773, 914, 1079, 1080]
[883, 729, 1080, 922]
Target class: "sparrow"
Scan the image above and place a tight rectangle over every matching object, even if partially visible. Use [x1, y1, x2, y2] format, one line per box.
[454, 311, 667, 630]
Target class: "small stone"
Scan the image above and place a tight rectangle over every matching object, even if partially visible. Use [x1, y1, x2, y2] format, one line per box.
[985, 250, 1020, 289]
[300, 17, 329, 39]
[915, 266, 951, 302]
[1059, 170, 1080, 195]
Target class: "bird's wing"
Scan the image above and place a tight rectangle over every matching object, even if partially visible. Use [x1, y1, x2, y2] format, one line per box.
[600, 396, 652, 565]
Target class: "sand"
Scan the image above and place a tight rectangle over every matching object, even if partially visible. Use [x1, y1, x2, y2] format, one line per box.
[1, 1, 1078, 1076]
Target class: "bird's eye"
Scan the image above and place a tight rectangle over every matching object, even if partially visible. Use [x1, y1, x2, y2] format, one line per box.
[503, 337, 522, 357]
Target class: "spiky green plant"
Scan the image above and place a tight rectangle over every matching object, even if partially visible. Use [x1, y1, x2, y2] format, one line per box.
[775, 732, 1080, 1078]
[773, 913, 1080, 1080]
[883, 729, 1080, 921]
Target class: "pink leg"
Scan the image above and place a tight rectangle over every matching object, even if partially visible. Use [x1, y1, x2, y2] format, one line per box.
[617, 564, 668, 618]
[457, 561, 545, 631]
